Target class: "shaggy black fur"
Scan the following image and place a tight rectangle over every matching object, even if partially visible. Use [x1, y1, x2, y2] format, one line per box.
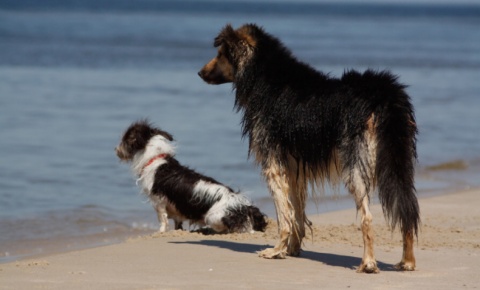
[117, 120, 268, 233]
[152, 157, 267, 232]
[152, 156, 223, 220]
[200, 24, 419, 238]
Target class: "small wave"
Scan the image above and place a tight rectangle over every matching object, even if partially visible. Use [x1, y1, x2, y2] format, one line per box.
[426, 160, 468, 171]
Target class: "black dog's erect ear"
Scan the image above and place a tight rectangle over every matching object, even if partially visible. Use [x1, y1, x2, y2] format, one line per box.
[214, 24, 238, 48]
[213, 23, 260, 62]
[236, 23, 261, 47]
[214, 23, 264, 51]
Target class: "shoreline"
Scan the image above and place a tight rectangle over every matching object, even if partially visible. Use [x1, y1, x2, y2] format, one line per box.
[1, 187, 479, 289]
[1, 157, 478, 264]
[0, 182, 468, 264]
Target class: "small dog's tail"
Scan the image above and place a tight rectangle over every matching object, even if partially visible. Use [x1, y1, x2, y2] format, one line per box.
[221, 205, 267, 232]
[375, 74, 420, 238]
[248, 205, 268, 232]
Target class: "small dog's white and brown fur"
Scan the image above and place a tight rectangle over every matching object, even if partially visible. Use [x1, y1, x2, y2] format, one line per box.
[116, 120, 267, 233]
[199, 24, 420, 273]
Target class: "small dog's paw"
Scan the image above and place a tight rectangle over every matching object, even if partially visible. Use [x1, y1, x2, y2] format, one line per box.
[258, 248, 286, 259]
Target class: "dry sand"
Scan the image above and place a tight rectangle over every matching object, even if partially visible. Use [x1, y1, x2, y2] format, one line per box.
[1, 188, 479, 289]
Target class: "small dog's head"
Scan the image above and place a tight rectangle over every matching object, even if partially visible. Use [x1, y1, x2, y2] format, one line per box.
[198, 23, 261, 85]
[115, 120, 174, 161]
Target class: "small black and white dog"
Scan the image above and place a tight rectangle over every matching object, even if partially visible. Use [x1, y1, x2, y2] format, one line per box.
[116, 120, 267, 233]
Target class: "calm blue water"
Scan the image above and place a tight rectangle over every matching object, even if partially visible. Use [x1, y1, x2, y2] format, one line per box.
[1, 0, 479, 262]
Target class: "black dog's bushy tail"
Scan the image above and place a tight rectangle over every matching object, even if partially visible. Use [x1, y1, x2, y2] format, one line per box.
[375, 78, 420, 238]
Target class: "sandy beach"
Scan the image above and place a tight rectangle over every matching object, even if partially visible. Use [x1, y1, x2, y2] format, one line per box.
[1, 188, 479, 290]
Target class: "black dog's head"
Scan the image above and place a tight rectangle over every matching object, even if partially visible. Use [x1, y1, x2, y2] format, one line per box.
[198, 23, 263, 85]
[115, 120, 173, 161]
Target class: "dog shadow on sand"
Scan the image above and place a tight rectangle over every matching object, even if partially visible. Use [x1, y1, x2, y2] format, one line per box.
[170, 239, 396, 272]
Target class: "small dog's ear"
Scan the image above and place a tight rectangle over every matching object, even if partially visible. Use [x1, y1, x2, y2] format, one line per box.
[153, 128, 174, 142]
[161, 131, 174, 142]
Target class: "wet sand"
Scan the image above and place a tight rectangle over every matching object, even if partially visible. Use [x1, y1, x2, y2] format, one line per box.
[1, 188, 479, 289]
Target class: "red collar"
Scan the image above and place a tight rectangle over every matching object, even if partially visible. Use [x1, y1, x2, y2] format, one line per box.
[141, 153, 169, 173]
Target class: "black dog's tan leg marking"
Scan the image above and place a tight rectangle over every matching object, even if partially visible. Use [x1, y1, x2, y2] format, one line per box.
[356, 196, 379, 273]
[258, 159, 291, 258]
[258, 159, 306, 258]
[285, 194, 306, 257]
[346, 117, 379, 273]
[285, 158, 309, 256]
[395, 230, 416, 271]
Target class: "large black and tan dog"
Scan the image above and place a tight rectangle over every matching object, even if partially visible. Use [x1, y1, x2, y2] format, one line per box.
[198, 23, 419, 273]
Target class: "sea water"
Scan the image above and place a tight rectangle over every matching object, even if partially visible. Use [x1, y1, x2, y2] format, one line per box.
[1, 0, 479, 262]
